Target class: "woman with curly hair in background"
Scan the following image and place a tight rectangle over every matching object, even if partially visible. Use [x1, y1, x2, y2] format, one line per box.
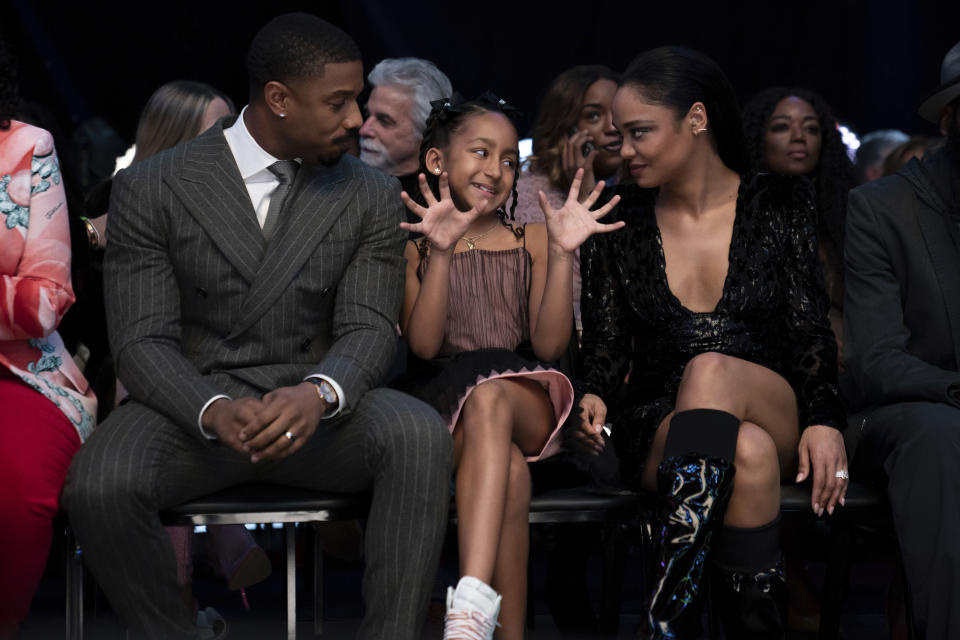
[742, 87, 855, 347]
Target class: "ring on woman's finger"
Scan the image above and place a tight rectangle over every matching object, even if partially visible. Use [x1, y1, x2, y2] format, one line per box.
[284, 431, 296, 442]
[835, 469, 849, 480]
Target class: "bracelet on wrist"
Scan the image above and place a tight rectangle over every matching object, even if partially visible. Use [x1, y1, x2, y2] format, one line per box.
[80, 216, 101, 250]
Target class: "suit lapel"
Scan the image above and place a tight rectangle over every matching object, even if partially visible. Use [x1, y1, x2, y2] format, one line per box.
[915, 205, 960, 366]
[165, 121, 265, 284]
[225, 161, 352, 340]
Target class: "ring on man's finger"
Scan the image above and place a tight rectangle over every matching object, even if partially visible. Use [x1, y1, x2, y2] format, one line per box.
[284, 431, 296, 442]
[835, 469, 849, 480]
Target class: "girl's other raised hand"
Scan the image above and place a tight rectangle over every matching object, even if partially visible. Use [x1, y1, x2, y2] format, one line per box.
[400, 173, 484, 252]
[539, 168, 624, 255]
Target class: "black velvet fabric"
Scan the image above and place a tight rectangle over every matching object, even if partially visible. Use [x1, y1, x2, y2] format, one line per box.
[576, 173, 845, 489]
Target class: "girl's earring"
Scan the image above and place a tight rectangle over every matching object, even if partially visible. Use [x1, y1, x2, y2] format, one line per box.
[434, 167, 441, 174]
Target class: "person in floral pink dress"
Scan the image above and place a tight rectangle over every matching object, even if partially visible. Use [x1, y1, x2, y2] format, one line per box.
[0, 91, 97, 634]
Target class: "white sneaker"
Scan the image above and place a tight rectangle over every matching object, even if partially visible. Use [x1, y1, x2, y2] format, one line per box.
[443, 576, 501, 640]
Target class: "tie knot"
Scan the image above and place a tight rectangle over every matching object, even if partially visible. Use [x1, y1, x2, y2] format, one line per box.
[268, 160, 298, 184]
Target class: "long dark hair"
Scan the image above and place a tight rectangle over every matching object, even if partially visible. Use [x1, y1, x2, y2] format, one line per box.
[621, 46, 748, 175]
[528, 64, 620, 191]
[742, 87, 854, 265]
[417, 92, 523, 237]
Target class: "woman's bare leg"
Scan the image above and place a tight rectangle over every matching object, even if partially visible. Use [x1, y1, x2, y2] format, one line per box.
[639, 353, 800, 526]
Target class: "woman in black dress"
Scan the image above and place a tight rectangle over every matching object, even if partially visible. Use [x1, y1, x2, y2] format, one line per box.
[572, 47, 848, 639]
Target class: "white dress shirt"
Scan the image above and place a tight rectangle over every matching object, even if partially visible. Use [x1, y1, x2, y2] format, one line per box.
[197, 107, 345, 438]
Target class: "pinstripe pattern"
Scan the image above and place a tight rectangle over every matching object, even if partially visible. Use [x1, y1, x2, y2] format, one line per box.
[62, 119, 451, 639]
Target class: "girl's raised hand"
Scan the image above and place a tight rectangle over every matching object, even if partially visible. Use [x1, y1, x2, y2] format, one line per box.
[400, 172, 485, 252]
[539, 168, 624, 254]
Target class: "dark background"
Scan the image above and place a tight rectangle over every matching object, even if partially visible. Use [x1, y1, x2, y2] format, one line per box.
[3, 0, 959, 146]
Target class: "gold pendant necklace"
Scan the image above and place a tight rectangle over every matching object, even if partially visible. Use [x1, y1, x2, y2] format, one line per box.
[460, 219, 501, 250]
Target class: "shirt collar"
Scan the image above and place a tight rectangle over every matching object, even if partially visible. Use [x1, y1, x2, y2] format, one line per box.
[223, 105, 281, 181]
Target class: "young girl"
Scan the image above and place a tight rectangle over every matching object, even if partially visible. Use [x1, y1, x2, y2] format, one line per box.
[398, 93, 622, 640]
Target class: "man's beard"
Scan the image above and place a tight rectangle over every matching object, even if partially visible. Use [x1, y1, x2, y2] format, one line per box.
[359, 139, 396, 172]
[359, 138, 418, 176]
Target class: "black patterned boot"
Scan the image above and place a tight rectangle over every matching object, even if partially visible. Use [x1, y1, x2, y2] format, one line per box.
[637, 409, 740, 640]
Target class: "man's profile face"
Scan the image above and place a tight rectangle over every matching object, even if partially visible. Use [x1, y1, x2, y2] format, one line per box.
[358, 85, 421, 175]
[283, 60, 364, 165]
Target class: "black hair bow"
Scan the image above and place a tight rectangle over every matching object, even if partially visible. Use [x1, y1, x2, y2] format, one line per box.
[429, 91, 523, 124]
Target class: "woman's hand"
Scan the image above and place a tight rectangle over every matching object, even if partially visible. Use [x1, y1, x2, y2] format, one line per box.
[573, 393, 608, 455]
[562, 129, 598, 198]
[795, 425, 849, 517]
[400, 173, 483, 252]
[539, 168, 624, 255]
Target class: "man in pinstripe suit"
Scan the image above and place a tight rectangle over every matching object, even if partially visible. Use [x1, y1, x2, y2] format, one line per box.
[62, 14, 451, 640]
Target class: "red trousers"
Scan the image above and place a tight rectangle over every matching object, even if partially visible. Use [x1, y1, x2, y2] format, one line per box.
[0, 377, 81, 630]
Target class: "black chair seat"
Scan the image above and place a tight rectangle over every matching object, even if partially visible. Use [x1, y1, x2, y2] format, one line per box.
[530, 487, 637, 513]
[160, 484, 369, 526]
[779, 481, 888, 519]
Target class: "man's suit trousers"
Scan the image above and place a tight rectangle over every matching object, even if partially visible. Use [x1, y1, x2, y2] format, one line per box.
[63, 387, 451, 640]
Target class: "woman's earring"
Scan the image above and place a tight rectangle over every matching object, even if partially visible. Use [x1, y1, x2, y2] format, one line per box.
[434, 167, 441, 174]
[279, 113, 286, 119]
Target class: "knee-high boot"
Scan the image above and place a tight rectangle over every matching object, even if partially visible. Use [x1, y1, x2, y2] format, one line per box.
[710, 519, 787, 639]
[638, 409, 740, 640]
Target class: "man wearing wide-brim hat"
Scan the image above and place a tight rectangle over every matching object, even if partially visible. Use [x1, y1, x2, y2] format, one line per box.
[843, 39, 960, 639]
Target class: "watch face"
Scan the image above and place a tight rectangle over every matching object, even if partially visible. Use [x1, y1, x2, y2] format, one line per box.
[318, 381, 337, 405]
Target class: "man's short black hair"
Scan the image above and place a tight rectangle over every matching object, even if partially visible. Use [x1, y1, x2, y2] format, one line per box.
[246, 13, 361, 97]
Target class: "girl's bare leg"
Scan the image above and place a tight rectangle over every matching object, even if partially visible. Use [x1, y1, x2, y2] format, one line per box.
[452, 377, 553, 639]
[490, 445, 532, 640]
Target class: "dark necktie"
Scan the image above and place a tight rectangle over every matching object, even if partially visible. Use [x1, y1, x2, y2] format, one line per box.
[262, 160, 298, 241]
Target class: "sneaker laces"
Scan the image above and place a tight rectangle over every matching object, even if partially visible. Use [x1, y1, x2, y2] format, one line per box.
[443, 608, 501, 640]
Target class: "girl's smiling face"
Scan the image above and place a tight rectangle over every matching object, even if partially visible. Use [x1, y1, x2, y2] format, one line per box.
[426, 111, 519, 215]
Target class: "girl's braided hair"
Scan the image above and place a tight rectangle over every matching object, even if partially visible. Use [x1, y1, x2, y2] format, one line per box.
[416, 91, 524, 239]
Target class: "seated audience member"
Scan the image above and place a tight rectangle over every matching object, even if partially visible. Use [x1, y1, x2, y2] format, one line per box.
[122, 81, 272, 618]
[843, 39, 960, 640]
[882, 134, 942, 176]
[398, 92, 622, 638]
[62, 14, 450, 640]
[743, 87, 856, 346]
[81, 80, 234, 253]
[515, 65, 622, 334]
[574, 46, 846, 639]
[854, 129, 908, 183]
[358, 57, 452, 199]
[0, 40, 97, 638]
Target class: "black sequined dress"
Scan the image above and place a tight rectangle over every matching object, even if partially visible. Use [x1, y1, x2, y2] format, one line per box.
[576, 174, 846, 489]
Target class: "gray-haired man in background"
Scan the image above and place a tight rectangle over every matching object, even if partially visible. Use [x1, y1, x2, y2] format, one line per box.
[359, 57, 452, 197]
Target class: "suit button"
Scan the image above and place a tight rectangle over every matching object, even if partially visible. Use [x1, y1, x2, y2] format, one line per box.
[320, 287, 331, 297]
[195, 287, 208, 298]
[300, 338, 311, 352]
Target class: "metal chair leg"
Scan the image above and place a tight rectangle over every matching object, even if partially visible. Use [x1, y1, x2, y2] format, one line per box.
[65, 526, 83, 640]
[313, 524, 324, 636]
[598, 518, 627, 634]
[286, 523, 297, 640]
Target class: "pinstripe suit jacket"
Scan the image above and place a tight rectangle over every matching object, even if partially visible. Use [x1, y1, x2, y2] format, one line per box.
[103, 118, 406, 437]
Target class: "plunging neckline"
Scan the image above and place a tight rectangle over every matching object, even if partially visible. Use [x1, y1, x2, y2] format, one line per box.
[651, 181, 745, 316]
